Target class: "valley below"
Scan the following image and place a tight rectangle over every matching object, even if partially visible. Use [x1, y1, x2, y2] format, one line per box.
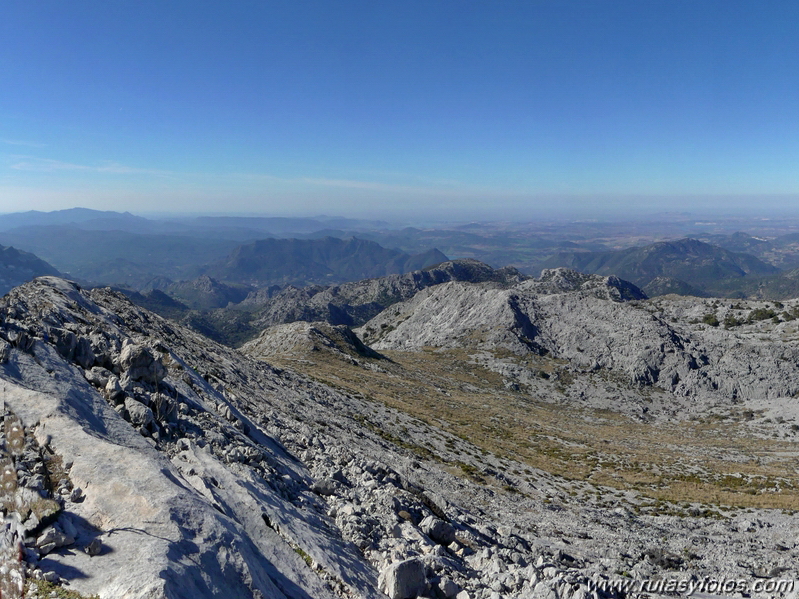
[261, 343, 799, 511]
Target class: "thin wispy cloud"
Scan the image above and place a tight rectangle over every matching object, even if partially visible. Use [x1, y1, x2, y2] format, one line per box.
[1, 139, 47, 148]
[298, 176, 477, 196]
[215, 172, 485, 197]
[4, 155, 498, 198]
[9, 156, 174, 176]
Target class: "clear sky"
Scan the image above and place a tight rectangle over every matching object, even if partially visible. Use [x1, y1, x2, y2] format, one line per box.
[1, 1, 798, 219]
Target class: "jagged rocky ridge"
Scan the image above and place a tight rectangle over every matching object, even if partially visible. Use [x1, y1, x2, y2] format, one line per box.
[119, 259, 525, 348]
[358, 268, 799, 411]
[242, 259, 526, 330]
[2, 276, 799, 598]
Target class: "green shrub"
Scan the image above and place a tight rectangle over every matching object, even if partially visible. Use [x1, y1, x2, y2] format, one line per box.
[748, 308, 777, 323]
[724, 314, 742, 328]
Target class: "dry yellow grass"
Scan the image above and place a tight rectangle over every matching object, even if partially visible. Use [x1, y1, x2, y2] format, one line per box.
[264, 346, 799, 510]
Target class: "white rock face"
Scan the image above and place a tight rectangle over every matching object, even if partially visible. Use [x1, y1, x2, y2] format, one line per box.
[0, 277, 382, 599]
[360, 282, 521, 352]
[4, 380, 297, 598]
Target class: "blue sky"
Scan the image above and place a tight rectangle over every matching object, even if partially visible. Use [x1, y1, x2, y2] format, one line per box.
[2, 1, 798, 219]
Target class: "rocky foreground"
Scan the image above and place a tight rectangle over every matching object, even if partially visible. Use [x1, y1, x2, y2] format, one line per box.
[0, 276, 799, 598]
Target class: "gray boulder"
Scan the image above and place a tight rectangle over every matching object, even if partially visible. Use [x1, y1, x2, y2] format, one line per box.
[378, 558, 428, 599]
[419, 515, 456, 545]
[36, 524, 74, 555]
[124, 397, 155, 429]
[310, 478, 340, 497]
[119, 342, 166, 384]
[85, 366, 112, 388]
[105, 375, 126, 403]
[438, 577, 461, 598]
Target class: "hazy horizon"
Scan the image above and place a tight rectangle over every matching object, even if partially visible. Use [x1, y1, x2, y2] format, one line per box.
[6, 203, 799, 232]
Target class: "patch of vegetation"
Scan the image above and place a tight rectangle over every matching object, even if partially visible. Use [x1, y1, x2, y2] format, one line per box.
[181, 309, 258, 347]
[748, 307, 777, 323]
[352, 414, 435, 461]
[454, 460, 485, 482]
[293, 546, 314, 567]
[42, 453, 68, 496]
[724, 313, 742, 328]
[701, 313, 719, 327]
[30, 498, 61, 522]
[26, 580, 100, 599]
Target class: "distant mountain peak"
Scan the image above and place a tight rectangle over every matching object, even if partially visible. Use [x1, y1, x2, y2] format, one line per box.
[0, 243, 61, 296]
[205, 236, 449, 287]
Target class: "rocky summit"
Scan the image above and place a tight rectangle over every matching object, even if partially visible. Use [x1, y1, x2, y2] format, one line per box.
[1, 275, 799, 599]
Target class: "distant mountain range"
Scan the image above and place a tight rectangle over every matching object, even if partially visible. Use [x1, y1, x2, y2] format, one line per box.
[537, 238, 780, 296]
[0, 209, 444, 289]
[9, 208, 799, 305]
[0, 243, 60, 296]
[0, 207, 149, 231]
[0, 225, 241, 288]
[0, 208, 612, 285]
[0, 208, 388, 237]
[204, 236, 448, 288]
